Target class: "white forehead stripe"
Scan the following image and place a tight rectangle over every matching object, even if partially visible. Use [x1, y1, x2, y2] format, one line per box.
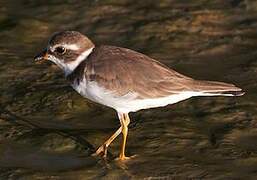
[51, 43, 80, 51]
[62, 44, 80, 50]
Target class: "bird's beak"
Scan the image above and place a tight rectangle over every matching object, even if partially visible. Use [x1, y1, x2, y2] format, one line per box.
[34, 49, 49, 63]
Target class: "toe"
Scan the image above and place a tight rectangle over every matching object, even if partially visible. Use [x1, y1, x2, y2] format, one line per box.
[116, 154, 137, 161]
[92, 145, 108, 157]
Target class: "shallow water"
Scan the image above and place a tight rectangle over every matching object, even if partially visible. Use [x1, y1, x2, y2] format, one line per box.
[0, 0, 257, 179]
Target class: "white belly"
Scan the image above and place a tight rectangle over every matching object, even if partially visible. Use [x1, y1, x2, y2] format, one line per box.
[71, 78, 201, 113]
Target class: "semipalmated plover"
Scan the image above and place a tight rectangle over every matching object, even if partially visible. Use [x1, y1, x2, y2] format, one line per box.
[34, 31, 244, 160]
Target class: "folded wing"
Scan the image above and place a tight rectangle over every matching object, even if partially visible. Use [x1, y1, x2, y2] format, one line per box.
[85, 46, 244, 99]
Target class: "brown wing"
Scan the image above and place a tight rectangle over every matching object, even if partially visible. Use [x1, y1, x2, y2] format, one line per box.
[84, 45, 195, 99]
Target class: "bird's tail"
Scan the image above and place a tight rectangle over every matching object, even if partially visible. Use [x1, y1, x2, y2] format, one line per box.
[191, 80, 245, 96]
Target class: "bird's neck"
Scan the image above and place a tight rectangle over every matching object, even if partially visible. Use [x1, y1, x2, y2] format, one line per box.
[63, 47, 94, 77]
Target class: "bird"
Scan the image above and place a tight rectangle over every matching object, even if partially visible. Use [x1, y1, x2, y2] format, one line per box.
[34, 31, 244, 160]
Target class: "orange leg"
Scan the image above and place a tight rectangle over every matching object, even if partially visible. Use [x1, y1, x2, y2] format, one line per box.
[93, 112, 132, 160]
[93, 126, 122, 158]
[119, 113, 130, 160]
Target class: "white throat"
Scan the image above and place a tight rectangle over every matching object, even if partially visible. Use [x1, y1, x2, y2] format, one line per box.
[50, 47, 94, 76]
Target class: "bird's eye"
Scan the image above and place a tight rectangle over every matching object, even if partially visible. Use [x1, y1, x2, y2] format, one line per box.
[55, 46, 66, 54]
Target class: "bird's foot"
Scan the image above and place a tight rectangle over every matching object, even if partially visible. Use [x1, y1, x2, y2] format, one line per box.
[115, 154, 137, 161]
[92, 144, 108, 158]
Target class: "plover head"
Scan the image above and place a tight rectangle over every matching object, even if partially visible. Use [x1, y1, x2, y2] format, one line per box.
[34, 31, 95, 76]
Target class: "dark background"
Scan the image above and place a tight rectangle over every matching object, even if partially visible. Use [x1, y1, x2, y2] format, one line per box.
[0, 0, 256, 179]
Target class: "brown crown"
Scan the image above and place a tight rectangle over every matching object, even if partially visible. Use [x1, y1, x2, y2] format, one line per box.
[49, 31, 94, 50]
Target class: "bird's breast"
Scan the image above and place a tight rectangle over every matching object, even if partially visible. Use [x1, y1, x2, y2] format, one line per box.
[70, 77, 137, 110]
